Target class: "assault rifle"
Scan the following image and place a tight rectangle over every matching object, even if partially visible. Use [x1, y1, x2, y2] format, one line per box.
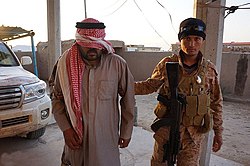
[151, 62, 184, 166]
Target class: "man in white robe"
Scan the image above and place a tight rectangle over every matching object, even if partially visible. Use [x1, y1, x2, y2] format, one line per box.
[51, 18, 135, 166]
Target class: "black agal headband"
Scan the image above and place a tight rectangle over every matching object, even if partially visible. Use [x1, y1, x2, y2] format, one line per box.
[76, 22, 106, 29]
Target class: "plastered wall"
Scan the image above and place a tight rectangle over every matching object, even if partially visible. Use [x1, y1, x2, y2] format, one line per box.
[15, 45, 250, 98]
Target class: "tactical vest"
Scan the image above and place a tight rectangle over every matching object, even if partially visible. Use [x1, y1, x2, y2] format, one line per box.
[179, 59, 212, 133]
[154, 55, 213, 133]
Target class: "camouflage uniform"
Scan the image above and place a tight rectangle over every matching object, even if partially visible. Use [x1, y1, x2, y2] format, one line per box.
[135, 52, 223, 166]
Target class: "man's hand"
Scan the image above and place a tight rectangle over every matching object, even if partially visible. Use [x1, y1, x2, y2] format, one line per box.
[63, 128, 82, 150]
[212, 134, 223, 152]
[118, 138, 131, 148]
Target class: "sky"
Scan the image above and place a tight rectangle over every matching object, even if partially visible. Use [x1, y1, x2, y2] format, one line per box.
[1, 0, 250, 51]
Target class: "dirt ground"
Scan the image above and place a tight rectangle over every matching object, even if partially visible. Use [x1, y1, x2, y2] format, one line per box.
[135, 93, 250, 165]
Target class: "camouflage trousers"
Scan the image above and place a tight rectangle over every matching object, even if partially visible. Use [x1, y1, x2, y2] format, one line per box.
[151, 126, 205, 166]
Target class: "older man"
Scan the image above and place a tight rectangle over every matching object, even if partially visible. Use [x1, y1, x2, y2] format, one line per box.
[51, 18, 135, 166]
[135, 18, 223, 166]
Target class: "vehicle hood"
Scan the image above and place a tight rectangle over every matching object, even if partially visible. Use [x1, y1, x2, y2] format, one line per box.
[0, 66, 40, 87]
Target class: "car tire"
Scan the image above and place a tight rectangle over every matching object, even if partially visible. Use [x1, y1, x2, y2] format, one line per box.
[26, 127, 46, 139]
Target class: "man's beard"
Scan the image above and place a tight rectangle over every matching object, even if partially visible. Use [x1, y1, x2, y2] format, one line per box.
[82, 48, 101, 61]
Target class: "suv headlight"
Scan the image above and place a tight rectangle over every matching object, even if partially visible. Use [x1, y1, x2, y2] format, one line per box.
[23, 80, 46, 103]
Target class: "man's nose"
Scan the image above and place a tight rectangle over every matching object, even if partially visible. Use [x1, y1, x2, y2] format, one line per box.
[188, 40, 195, 46]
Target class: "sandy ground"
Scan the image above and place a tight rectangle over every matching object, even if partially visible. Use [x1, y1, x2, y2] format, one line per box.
[0, 92, 248, 165]
[215, 101, 250, 165]
[135, 93, 250, 165]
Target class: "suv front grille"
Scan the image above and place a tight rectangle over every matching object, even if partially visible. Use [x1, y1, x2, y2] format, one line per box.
[0, 86, 23, 110]
[1, 115, 30, 128]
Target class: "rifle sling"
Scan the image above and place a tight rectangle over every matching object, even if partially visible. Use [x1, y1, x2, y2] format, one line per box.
[151, 118, 173, 132]
[157, 94, 186, 107]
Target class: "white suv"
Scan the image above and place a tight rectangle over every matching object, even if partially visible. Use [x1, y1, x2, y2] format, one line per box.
[0, 41, 52, 139]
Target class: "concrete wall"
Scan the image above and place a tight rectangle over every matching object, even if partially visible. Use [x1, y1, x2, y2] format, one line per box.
[122, 51, 250, 98]
[34, 40, 74, 80]
[122, 51, 172, 81]
[220, 52, 249, 97]
[14, 44, 250, 98]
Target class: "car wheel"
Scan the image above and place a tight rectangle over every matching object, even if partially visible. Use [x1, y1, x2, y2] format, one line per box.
[26, 127, 46, 139]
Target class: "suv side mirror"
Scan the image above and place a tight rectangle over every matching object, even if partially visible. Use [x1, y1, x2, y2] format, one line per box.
[21, 56, 32, 65]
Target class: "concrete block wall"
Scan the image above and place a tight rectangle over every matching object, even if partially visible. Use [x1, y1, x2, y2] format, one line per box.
[14, 43, 250, 98]
[122, 51, 250, 98]
[220, 52, 249, 97]
[122, 51, 172, 81]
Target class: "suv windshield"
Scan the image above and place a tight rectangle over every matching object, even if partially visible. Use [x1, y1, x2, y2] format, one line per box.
[0, 42, 19, 66]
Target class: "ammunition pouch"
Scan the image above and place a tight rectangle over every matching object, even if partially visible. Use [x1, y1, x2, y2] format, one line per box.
[154, 94, 186, 119]
[198, 109, 213, 133]
[182, 94, 212, 133]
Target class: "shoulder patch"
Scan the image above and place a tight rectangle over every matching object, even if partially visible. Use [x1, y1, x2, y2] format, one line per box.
[207, 60, 218, 76]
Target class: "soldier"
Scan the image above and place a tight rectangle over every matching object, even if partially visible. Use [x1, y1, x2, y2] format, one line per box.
[135, 18, 223, 166]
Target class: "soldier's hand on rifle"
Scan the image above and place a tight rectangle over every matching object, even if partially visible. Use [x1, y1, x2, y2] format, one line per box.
[118, 137, 131, 148]
[212, 134, 223, 152]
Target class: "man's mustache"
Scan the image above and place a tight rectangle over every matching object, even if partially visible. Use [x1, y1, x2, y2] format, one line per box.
[87, 48, 98, 54]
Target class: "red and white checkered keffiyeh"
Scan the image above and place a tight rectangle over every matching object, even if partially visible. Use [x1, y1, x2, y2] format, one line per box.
[66, 43, 84, 139]
[75, 18, 114, 54]
[65, 18, 114, 139]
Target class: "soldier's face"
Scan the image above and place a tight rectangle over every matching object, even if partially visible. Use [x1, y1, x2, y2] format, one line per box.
[180, 35, 204, 57]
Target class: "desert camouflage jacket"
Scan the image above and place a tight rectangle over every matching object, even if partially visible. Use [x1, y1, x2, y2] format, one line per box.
[135, 51, 223, 136]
